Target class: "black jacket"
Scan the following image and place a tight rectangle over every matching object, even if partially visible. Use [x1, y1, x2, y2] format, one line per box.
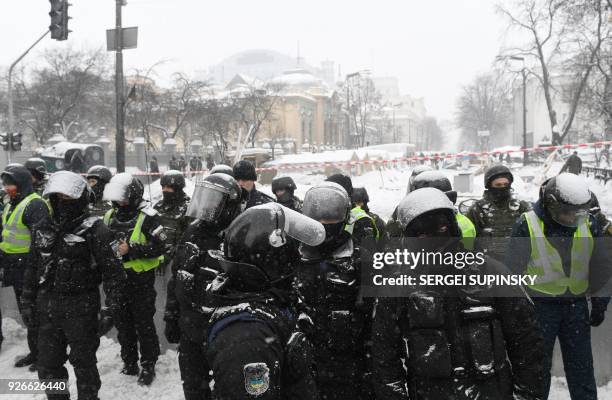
[21, 216, 126, 318]
[507, 200, 612, 307]
[164, 221, 224, 341]
[153, 193, 191, 259]
[243, 185, 274, 210]
[372, 287, 546, 400]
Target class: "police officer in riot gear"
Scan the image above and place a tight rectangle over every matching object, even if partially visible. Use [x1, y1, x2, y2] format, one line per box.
[102, 173, 166, 385]
[466, 164, 531, 260]
[508, 173, 611, 400]
[296, 181, 374, 400]
[0, 165, 51, 370]
[164, 173, 242, 400]
[86, 165, 113, 218]
[203, 203, 323, 399]
[154, 170, 191, 276]
[21, 171, 126, 400]
[25, 157, 48, 196]
[272, 176, 302, 212]
[411, 170, 476, 249]
[373, 187, 545, 400]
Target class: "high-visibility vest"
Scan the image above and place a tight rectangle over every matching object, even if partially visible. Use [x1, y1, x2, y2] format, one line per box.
[456, 213, 476, 250]
[104, 210, 161, 273]
[0, 193, 41, 254]
[345, 206, 380, 240]
[524, 210, 592, 296]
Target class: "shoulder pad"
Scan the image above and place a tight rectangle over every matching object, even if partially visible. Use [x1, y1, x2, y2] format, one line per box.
[140, 206, 158, 217]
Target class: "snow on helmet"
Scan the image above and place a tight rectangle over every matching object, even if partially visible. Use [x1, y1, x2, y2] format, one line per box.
[210, 164, 234, 177]
[407, 165, 433, 193]
[160, 170, 186, 190]
[302, 181, 351, 223]
[44, 170, 88, 199]
[397, 187, 455, 230]
[542, 173, 590, 227]
[103, 173, 144, 208]
[412, 170, 457, 204]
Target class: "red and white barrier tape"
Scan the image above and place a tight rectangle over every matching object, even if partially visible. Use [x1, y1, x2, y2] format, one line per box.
[126, 140, 612, 176]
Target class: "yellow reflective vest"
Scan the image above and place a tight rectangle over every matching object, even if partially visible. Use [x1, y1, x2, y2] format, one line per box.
[345, 206, 380, 240]
[104, 210, 161, 273]
[456, 213, 476, 250]
[0, 193, 41, 254]
[524, 210, 592, 296]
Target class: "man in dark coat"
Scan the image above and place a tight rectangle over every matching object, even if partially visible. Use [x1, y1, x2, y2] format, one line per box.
[233, 160, 274, 210]
[271, 176, 302, 212]
[560, 151, 583, 175]
[21, 171, 126, 400]
[466, 164, 531, 261]
[0, 165, 52, 370]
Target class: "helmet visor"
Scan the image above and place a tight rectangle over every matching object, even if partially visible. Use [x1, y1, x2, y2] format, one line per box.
[548, 203, 589, 228]
[186, 181, 228, 222]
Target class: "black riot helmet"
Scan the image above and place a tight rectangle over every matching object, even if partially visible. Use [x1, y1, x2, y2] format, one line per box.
[44, 171, 91, 226]
[302, 181, 351, 224]
[103, 172, 144, 210]
[220, 203, 325, 291]
[407, 165, 433, 193]
[86, 165, 112, 201]
[86, 165, 113, 184]
[160, 170, 186, 190]
[541, 173, 591, 228]
[352, 187, 371, 212]
[24, 158, 47, 181]
[210, 164, 234, 177]
[186, 173, 241, 230]
[397, 187, 459, 237]
[412, 170, 457, 205]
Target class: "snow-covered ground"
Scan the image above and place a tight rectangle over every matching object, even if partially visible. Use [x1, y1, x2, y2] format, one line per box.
[1, 317, 611, 399]
[3, 160, 612, 399]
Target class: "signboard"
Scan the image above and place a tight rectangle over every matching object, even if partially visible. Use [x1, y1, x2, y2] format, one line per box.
[106, 27, 138, 51]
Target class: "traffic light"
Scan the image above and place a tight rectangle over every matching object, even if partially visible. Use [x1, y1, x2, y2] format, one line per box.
[0, 134, 9, 151]
[11, 133, 22, 152]
[49, 0, 70, 41]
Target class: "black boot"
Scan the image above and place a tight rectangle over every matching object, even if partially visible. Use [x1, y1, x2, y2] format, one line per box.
[137, 363, 155, 386]
[14, 353, 36, 368]
[120, 362, 139, 376]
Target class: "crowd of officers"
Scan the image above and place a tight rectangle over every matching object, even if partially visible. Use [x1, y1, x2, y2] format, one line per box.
[0, 156, 609, 400]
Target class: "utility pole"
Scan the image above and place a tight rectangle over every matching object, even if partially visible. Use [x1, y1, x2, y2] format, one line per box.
[7, 30, 50, 164]
[115, 0, 126, 172]
[522, 68, 528, 166]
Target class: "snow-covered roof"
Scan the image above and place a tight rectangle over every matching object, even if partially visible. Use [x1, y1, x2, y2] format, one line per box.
[263, 150, 358, 166]
[41, 142, 101, 158]
[271, 69, 327, 90]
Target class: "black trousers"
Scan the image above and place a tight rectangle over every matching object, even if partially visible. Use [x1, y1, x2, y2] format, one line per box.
[14, 285, 38, 359]
[114, 270, 160, 366]
[37, 304, 100, 400]
[179, 334, 211, 400]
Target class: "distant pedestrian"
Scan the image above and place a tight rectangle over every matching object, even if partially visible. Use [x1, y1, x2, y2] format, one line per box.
[560, 151, 582, 175]
[149, 156, 159, 175]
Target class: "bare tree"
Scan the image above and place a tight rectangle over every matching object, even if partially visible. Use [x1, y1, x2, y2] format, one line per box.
[12, 47, 111, 145]
[347, 75, 383, 147]
[498, 0, 607, 144]
[456, 73, 511, 149]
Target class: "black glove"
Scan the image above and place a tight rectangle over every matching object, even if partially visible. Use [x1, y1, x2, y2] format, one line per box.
[164, 319, 180, 344]
[98, 308, 114, 337]
[590, 305, 606, 327]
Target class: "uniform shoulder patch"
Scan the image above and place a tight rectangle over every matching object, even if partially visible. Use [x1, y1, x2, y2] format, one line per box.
[243, 362, 270, 396]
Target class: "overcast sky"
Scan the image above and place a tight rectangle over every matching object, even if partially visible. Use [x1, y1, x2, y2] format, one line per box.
[1, 0, 507, 122]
